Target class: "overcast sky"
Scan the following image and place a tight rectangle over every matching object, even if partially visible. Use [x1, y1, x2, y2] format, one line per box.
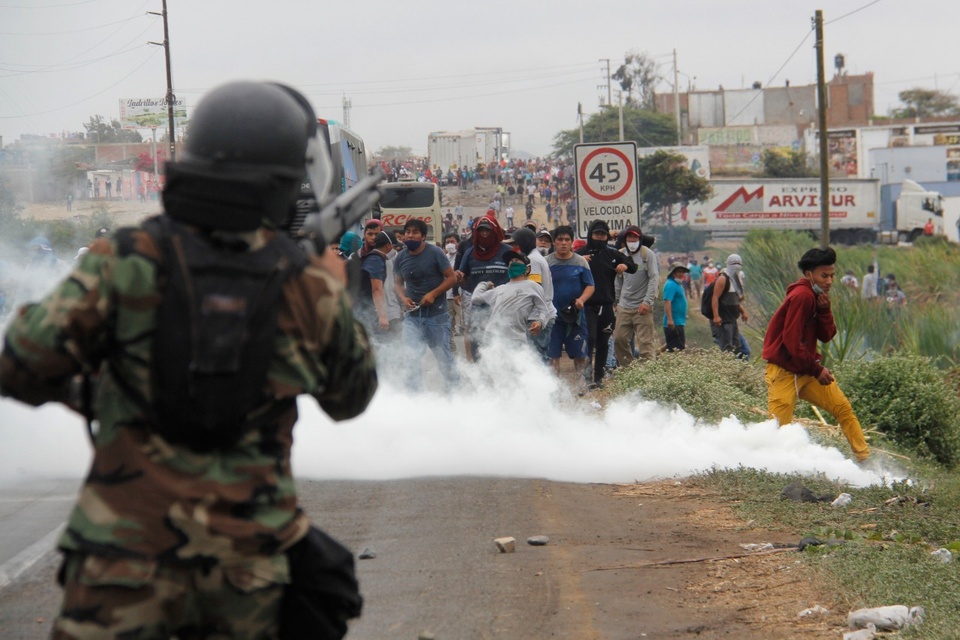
[2, 0, 958, 157]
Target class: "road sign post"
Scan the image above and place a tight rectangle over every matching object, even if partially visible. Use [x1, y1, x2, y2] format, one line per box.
[573, 141, 640, 239]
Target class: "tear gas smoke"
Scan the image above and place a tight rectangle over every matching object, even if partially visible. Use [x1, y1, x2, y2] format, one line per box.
[0, 339, 897, 489]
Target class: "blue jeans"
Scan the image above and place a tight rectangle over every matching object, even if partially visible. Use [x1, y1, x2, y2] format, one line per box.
[402, 311, 458, 391]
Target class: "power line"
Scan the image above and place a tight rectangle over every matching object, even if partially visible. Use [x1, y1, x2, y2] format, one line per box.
[0, 0, 152, 71]
[175, 61, 600, 94]
[725, 28, 814, 125]
[0, 42, 151, 76]
[301, 69, 599, 97]
[308, 75, 597, 111]
[825, 0, 883, 24]
[0, 0, 98, 7]
[0, 14, 148, 36]
[0, 47, 161, 119]
[874, 72, 960, 86]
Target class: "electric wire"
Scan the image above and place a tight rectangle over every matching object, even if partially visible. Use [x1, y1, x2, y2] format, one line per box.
[724, 28, 814, 126]
[874, 72, 960, 86]
[0, 42, 151, 76]
[0, 14, 145, 36]
[0, 47, 160, 118]
[306, 75, 598, 111]
[0, 0, 152, 71]
[302, 69, 600, 97]
[0, 0, 99, 7]
[825, 0, 883, 24]
[176, 61, 600, 93]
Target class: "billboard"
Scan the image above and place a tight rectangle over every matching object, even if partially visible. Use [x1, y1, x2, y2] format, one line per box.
[119, 97, 187, 130]
[637, 145, 710, 179]
[685, 179, 880, 231]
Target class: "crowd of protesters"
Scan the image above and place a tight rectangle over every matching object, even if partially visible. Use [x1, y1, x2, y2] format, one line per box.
[341, 204, 768, 397]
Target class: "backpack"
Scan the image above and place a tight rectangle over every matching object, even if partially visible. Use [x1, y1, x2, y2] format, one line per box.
[115, 216, 307, 450]
[700, 272, 730, 319]
[346, 250, 386, 305]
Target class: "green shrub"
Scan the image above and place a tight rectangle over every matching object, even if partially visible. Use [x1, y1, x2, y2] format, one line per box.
[738, 229, 815, 326]
[5, 207, 116, 262]
[837, 355, 960, 467]
[608, 349, 768, 423]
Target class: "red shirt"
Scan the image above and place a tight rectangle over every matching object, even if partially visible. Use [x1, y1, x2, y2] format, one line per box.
[702, 266, 718, 285]
[762, 278, 837, 376]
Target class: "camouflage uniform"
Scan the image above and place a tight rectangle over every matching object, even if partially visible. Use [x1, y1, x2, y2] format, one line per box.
[0, 225, 377, 639]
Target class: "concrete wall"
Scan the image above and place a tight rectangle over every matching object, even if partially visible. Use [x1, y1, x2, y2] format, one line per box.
[763, 86, 817, 126]
[688, 92, 724, 128]
[724, 89, 764, 126]
[870, 146, 954, 184]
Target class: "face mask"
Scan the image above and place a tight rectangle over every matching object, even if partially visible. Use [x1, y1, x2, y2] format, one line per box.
[404, 239, 422, 252]
[507, 263, 527, 279]
[588, 238, 606, 251]
[537, 247, 549, 256]
[445, 242, 457, 253]
[626, 241, 640, 252]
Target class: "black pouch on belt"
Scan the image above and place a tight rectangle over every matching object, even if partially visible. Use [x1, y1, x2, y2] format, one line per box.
[279, 525, 363, 640]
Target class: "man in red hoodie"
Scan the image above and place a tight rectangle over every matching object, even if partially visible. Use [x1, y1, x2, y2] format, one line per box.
[761, 246, 870, 462]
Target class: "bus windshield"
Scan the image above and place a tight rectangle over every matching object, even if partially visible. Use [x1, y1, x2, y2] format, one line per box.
[380, 185, 437, 209]
[376, 182, 442, 243]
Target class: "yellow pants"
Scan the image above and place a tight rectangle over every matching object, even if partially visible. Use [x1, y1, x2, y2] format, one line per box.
[764, 363, 869, 461]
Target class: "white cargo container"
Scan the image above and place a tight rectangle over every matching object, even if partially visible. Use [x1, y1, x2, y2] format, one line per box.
[683, 178, 943, 244]
[427, 128, 508, 175]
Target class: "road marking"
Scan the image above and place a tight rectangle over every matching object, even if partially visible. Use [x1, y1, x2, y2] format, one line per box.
[0, 524, 64, 590]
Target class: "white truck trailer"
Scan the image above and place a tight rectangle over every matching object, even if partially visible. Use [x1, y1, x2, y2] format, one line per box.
[683, 178, 944, 244]
[427, 128, 508, 175]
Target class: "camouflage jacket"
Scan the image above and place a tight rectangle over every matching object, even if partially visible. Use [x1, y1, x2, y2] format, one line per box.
[0, 220, 377, 572]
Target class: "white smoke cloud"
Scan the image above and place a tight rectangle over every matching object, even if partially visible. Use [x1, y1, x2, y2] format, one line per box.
[0, 329, 896, 489]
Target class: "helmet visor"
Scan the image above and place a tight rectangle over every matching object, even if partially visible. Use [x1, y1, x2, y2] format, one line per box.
[304, 134, 334, 208]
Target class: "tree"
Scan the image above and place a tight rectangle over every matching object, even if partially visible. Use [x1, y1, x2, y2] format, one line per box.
[891, 88, 960, 119]
[611, 50, 658, 110]
[636, 150, 712, 227]
[551, 106, 676, 159]
[759, 148, 817, 178]
[135, 150, 165, 172]
[83, 115, 143, 143]
[377, 145, 413, 158]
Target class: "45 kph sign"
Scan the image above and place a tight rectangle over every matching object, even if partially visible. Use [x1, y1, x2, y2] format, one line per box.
[574, 142, 640, 239]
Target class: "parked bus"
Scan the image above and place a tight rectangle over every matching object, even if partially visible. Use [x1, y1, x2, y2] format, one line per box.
[321, 118, 366, 196]
[286, 118, 370, 236]
[374, 181, 443, 244]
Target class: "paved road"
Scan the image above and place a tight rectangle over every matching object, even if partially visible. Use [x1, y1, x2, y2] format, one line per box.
[0, 476, 809, 639]
[0, 479, 77, 585]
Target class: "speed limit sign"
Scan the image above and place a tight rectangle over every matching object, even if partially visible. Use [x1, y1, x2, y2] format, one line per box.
[574, 141, 640, 239]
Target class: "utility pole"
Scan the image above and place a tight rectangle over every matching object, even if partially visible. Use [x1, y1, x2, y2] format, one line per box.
[342, 95, 352, 129]
[578, 102, 584, 144]
[599, 58, 612, 108]
[148, 0, 176, 162]
[618, 91, 624, 141]
[814, 10, 830, 247]
[673, 49, 682, 145]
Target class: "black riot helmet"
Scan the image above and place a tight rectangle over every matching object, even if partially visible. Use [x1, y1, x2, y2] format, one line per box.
[162, 81, 328, 232]
[510, 227, 536, 255]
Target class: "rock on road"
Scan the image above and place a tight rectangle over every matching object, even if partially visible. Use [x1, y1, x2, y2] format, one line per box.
[0, 477, 839, 639]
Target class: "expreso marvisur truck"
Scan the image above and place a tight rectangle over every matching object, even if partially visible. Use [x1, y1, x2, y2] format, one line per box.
[684, 178, 944, 244]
